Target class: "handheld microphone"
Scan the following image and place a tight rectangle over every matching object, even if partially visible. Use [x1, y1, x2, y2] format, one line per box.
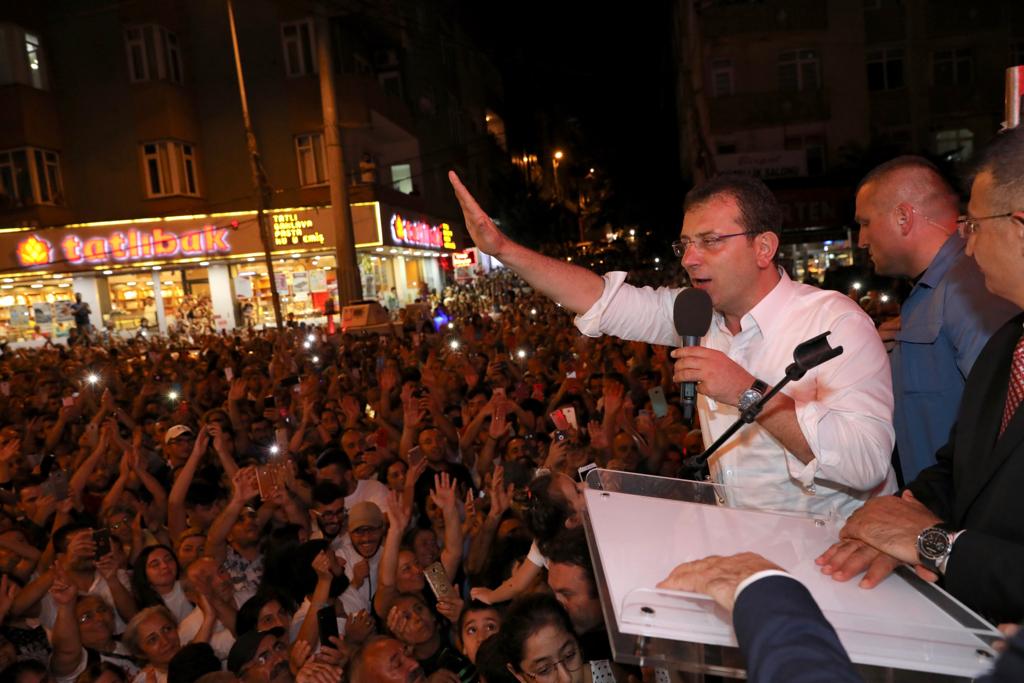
[673, 288, 713, 422]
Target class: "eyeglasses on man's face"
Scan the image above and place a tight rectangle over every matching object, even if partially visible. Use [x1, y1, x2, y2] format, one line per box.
[671, 231, 754, 257]
[956, 212, 1017, 239]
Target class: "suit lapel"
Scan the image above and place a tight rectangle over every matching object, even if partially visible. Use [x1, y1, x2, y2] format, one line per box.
[955, 316, 1024, 522]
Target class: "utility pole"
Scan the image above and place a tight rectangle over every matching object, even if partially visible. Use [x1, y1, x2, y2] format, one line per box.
[226, 0, 283, 328]
[316, 9, 362, 308]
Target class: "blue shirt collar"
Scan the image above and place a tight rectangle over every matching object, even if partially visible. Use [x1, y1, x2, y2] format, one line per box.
[917, 233, 966, 289]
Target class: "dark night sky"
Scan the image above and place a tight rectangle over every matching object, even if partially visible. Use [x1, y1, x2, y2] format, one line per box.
[459, 0, 684, 233]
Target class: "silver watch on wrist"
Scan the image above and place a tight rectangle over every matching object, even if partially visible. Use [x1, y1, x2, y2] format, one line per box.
[737, 379, 769, 412]
[916, 523, 956, 573]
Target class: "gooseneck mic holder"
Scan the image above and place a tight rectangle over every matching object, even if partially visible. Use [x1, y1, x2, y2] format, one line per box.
[683, 332, 843, 471]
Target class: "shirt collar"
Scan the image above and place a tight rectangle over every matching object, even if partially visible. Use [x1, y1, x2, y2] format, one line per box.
[712, 268, 794, 340]
[917, 233, 966, 289]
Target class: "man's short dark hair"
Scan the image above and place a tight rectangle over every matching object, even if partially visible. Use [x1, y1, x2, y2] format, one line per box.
[53, 521, 93, 554]
[312, 481, 346, 506]
[544, 527, 596, 597]
[972, 127, 1024, 211]
[684, 173, 783, 243]
[856, 155, 949, 193]
[316, 447, 351, 473]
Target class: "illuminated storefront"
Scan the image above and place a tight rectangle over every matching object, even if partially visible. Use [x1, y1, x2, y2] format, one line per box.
[0, 201, 459, 339]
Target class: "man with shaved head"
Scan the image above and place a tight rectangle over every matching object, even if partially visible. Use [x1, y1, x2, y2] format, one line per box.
[855, 156, 1019, 482]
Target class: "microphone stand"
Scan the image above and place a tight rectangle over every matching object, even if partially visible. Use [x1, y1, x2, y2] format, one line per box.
[682, 332, 843, 473]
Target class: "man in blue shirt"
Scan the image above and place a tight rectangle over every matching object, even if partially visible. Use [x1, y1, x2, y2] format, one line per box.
[855, 156, 1018, 483]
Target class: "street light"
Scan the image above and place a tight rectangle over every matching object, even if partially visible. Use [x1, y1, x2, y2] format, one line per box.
[552, 150, 564, 200]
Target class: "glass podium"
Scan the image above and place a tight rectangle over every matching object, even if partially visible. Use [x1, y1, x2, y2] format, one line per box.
[580, 469, 1001, 682]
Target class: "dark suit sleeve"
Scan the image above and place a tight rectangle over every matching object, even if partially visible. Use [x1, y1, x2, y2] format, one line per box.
[945, 532, 1024, 625]
[980, 623, 1024, 682]
[733, 575, 863, 683]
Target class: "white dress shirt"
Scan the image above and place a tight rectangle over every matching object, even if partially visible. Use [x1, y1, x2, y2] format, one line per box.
[575, 271, 896, 518]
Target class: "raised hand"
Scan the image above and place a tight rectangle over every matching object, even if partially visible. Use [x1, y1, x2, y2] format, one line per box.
[384, 490, 411, 534]
[429, 472, 458, 515]
[448, 171, 510, 257]
[487, 465, 513, 520]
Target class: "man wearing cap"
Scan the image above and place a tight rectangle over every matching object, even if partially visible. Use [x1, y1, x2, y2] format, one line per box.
[337, 501, 386, 615]
[163, 425, 195, 470]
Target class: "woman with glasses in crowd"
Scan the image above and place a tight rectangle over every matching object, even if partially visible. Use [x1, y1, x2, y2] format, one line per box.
[502, 594, 593, 683]
[49, 576, 140, 683]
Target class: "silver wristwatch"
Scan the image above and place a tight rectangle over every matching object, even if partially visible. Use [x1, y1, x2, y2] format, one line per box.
[737, 378, 769, 412]
[916, 523, 956, 573]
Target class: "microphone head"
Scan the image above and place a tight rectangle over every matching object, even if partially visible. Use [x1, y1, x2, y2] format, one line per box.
[673, 288, 713, 338]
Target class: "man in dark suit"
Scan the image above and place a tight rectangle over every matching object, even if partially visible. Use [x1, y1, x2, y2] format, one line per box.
[817, 127, 1024, 625]
[660, 552, 1024, 683]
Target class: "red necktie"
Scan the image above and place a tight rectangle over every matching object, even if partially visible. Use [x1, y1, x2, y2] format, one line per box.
[1000, 333, 1024, 436]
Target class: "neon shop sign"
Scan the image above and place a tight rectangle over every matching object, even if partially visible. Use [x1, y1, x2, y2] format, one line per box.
[16, 225, 232, 268]
[389, 213, 456, 250]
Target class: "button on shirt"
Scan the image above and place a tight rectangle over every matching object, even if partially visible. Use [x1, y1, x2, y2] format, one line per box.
[891, 234, 1019, 482]
[575, 271, 896, 518]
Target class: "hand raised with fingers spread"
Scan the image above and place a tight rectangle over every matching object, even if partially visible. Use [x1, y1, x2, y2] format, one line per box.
[430, 472, 458, 515]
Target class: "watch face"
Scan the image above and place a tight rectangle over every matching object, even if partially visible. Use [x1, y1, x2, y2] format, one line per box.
[919, 527, 950, 559]
[739, 389, 761, 411]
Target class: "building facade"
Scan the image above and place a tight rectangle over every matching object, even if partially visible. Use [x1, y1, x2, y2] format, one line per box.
[0, 0, 504, 338]
[673, 0, 1024, 282]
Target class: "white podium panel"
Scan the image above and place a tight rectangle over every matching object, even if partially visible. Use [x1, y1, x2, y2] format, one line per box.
[583, 472, 1000, 679]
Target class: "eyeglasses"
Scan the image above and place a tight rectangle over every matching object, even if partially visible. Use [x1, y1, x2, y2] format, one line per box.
[521, 646, 583, 681]
[957, 212, 1017, 238]
[671, 231, 753, 256]
[253, 639, 288, 666]
[78, 604, 112, 623]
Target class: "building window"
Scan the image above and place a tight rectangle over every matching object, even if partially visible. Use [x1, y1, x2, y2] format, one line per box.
[281, 19, 317, 77]
[866, 47, 904, 91]
[123, 25, 183, 84]
[379, 72, 402, 99]
[0, 24, 49, 90]
[710, 59, 734, 97]
[778, 49, 819, 92]
[0, 147, 63, 207]
[141, 141, 199, 198]
[24, 32, 46, 90]
[391, 164, 413, 194]
[933, 48, 973, 86]
[295, 133, 327, 186]
[934, 129, 974, 161]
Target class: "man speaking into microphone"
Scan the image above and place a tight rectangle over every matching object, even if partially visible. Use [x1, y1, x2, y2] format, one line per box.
[449, 171, 895, 515]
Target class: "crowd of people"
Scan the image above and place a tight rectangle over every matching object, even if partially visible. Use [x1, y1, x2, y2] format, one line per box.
[0, 256, 703, 683]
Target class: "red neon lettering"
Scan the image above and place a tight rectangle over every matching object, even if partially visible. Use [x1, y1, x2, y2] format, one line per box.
[181, 230, 204, 255]
[110, 232, 130, 260]
[62, 236, 84, 264]
[203, 225, 231, 253]
[83, 237, 110, 263]
[127, 230, 154, 259]
[152, 228, 179, 258]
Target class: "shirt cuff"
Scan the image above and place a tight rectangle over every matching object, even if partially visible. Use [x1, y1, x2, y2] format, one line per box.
[734, 569, 793, 604]
[573, 272, 629, 337]
[938, 530, 964, 575]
